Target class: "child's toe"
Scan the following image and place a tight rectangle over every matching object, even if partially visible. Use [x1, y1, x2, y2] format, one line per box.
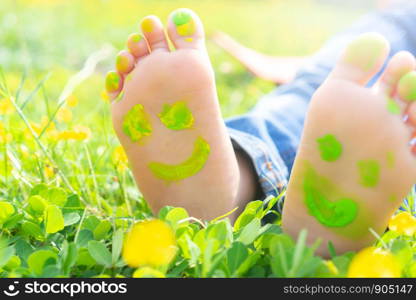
[376, 51, 416, 116]
[167, 8, 205, 50]
[378, 51, 416, 96]
[105, 71, 123, 100]
[398, 71, 416, 102]
[329, 32, 390, 85]
[116, 50, 135, 74]
[140, 16, 169, 52]
[127, 33, 149, 59]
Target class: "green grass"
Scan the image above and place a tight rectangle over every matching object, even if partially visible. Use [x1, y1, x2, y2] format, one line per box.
[0, 0, 415, 278]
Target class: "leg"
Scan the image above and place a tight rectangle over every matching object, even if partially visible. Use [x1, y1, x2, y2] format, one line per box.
[212, 32, 308, 84]
[227, 2, 416, 205]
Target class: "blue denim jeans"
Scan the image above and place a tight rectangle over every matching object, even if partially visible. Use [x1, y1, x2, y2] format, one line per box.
[225, 3, 416, 213]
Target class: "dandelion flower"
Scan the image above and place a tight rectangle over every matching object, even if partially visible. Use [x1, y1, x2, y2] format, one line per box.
[347, 246, 401, 278]
[57, 125, 91, 141]
[112, 146, 127, 163]
[0, 98, 14, 115]
[57, 107, 73, 123]
[30, 116, 55, 137]
[73, 125, 91, 140]
[57, 130, 75, 141]
[122, 219, 177, 268]
[66, 95, 78, 107]
[112, 146, 128, 171]
[43, 164, 55, 178]
[388, 211, 416, 236]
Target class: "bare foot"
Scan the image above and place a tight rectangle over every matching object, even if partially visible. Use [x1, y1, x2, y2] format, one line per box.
[212, 31, 307, 84]
[106, 9, 254, 220]
[282, 33, 416, 256]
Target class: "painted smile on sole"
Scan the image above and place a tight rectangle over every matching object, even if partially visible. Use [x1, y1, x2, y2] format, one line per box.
[303, 162, 359, 228]
[148, 136, 210, 182]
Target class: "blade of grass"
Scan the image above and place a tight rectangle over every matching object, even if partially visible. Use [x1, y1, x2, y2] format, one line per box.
[8, 95, 80, 201]
[19, 72, 51, 110]
[15, 69, 27, 104]
[0, 67, 10, 97]
[39, 45, 113, 139]
[84, 144, 101, 211]
[289, 229, 307, 277]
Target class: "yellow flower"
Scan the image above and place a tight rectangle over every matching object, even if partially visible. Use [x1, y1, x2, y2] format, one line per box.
[347, 247, 402, 278]
[132, 267, 165, 278]
[57, 130, 75, 140]
[388, 211, 416, 236]
[122, 219, 177, 268]
[56, 125, 91, 141]
[0, 98, 14, 115]
[112, 146, 128, 171]
[66, 95, 78, 107]
[73, 125, 91, 140]
[31, 116, 55, 137]
[112, 146, 127, 163]
[57, 107, 72, 123]
[43, 164, 55, 178]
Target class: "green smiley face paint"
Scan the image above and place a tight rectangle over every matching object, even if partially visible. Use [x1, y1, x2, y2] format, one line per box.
[398, 71, 416, 102]
[317, 134, 343, 162]
[148, 136, 210, 182]
[172, 9, 195, 36]
[159, 101, 194, 130]
[357, 159, 380, 187]
[303, 164, 358, 227]
[122, 104, 152, 143]
[386, 98, 401, 115]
